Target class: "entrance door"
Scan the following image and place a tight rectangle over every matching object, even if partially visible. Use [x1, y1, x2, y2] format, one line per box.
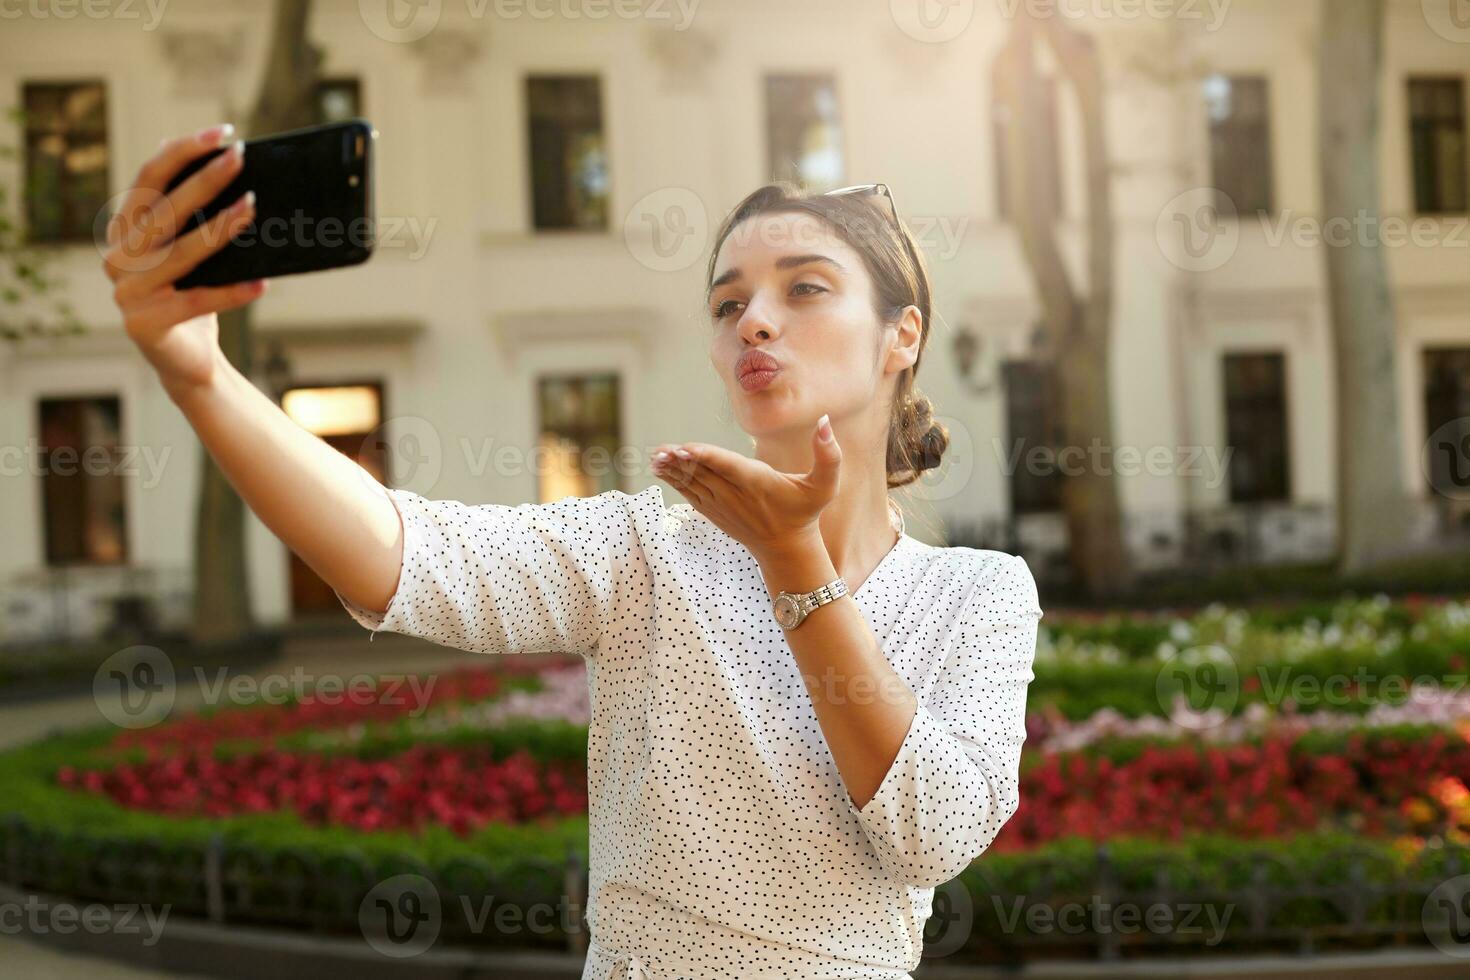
[279, 382, 387, 615]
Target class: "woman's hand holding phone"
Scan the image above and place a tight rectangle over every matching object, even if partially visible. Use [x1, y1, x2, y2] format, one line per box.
[102, 123, 265, 400]
[98, 126, 403, 620]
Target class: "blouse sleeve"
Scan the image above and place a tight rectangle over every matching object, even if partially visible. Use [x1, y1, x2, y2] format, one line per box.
[333, 484, 657, 660]
[845, 553, 1042, 889]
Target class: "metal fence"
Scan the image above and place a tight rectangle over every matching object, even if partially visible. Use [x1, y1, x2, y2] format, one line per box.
[5, 815, 1467, 963]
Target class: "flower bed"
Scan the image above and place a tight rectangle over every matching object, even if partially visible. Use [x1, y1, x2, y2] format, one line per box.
[1000, 725, 1470, 851]
[59, 743, 586, 835]
[4, 594, 1470, 962]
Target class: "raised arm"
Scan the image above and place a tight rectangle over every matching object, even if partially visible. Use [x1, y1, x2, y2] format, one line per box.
[105, 124, 404, 615]
[332, 485, 658, 658]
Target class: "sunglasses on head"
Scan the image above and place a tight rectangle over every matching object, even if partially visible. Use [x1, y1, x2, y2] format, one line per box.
[823, 182, 918, 268]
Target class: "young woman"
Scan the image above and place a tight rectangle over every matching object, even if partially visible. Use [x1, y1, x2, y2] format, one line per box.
[105, 123, 1043, 980]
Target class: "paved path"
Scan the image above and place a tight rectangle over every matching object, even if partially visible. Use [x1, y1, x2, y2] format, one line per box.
[1, 628, 488, 979]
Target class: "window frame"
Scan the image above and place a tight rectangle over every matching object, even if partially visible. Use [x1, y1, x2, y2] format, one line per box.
[22, 78, 111, 246]
[524, 73, 610, 233]
[1407, 74, 1468, 216]
[1203, 73, 1276, 219]
[1221, 350, 1292, 505]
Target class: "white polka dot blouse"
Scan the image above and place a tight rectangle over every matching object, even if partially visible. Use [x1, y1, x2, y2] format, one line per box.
[336, 483, 1043, 980]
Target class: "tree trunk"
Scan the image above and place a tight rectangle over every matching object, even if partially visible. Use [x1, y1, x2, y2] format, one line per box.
[192, 0, 321, 646]
[994, 14, 1130, 598]
[1318, 0, 1417, 573]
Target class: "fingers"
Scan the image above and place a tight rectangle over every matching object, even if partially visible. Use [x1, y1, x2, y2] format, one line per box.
[153, 278, 267, 326]
[120, 277, 264, 346]
[107, 123, 236, 256]
[147, 138, 245, 248]
[136, 124, 237, 196]
[651, 447, 698, 483]
[679, 443, 748, 484]
[130, 190, 257, 295]
[681, 451, 742, 502]
[652, 449, 708, 505]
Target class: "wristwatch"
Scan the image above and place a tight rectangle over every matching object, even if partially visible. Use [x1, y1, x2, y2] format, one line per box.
[772, 577, 849, 631]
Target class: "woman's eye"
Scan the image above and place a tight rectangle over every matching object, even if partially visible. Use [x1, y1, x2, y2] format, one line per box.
[711, 283, 825, 319]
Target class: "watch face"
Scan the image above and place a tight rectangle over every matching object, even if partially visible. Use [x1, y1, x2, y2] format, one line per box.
[773, 593, 801, 629]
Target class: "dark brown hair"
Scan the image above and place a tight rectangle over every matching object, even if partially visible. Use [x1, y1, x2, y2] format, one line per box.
[705, 182, 949, 490]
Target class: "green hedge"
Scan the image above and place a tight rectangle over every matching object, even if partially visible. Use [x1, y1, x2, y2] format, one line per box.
[4, 722, 1467, 958]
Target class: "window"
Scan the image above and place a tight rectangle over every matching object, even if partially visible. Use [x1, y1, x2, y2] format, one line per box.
[993, 75, 1062, 221]
[765, 74, 845, 191]
[1203, 75, 1274, 216]
[536, 374, 623, 502]
[39, 396, 127, 565]
[1409, 77, 1467, 215]
[23, 81, 109, 244]
[1003, 360, 1064, 515]
[1423, 347, 1470, 498]
[526, 75, 609, 230]
[1222, 352, 1290, 504]
[315, 77, 362, 124]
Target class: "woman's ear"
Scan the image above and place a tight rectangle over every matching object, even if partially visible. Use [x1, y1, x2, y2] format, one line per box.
[885, 305, 923, 374]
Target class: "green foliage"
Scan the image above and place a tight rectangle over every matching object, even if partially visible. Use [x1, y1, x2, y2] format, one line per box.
[0, 104, 84, 342]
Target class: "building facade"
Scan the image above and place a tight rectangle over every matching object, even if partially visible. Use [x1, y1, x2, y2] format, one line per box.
[1, 0, 1468, 641]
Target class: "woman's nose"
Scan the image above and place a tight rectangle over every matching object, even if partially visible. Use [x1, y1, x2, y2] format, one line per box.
[738, 294, 780, 342]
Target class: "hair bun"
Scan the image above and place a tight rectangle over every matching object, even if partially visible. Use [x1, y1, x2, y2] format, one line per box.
[887, 390, 949, 487]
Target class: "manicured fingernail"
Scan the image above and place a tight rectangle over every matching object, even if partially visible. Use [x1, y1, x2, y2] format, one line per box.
[197, 123, 233, 143]
[674, 448, 692, 460]
[653, 451, 670, 463]
[818, 414, 833, 442]
[235, 190, 256, 212]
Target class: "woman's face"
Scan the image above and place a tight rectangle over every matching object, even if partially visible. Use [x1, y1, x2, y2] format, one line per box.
[707, 211, 912, 454]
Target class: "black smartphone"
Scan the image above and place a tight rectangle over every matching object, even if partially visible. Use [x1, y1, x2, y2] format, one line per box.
[163, 118, 375, 289]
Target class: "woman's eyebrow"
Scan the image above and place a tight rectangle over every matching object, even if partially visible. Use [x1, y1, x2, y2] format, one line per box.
[708, 254, 846, 294]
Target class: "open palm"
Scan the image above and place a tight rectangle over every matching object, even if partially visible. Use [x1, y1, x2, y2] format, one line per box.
[651, 415, 842, 559]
